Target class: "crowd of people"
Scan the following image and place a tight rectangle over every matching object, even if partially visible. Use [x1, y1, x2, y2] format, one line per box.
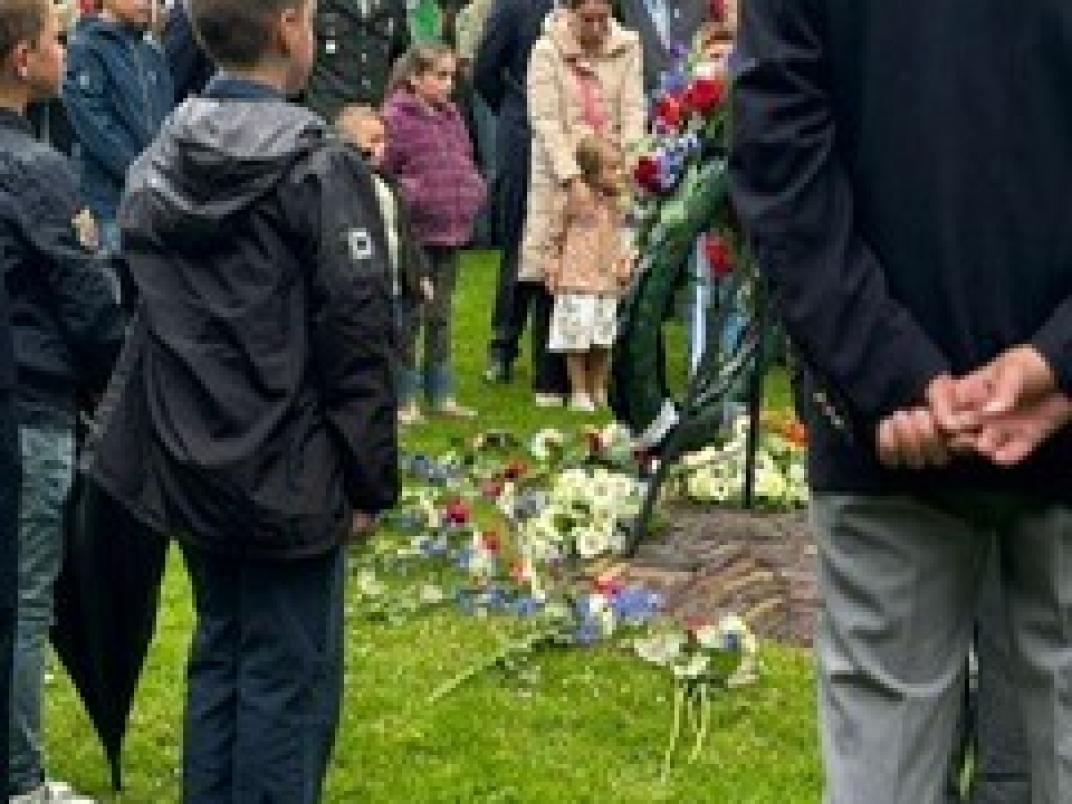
[3, 0, 1072, 802]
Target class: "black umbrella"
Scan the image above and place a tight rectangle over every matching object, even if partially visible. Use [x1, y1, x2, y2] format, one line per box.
[51, 470, 168, 791]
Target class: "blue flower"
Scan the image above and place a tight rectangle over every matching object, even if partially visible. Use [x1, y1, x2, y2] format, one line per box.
[513, 596, 545, 618]
[611, 588, 663, 625]
[574, 619, 602, 646]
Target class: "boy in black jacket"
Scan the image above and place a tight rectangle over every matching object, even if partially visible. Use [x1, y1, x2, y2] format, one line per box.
[88, 0, 398, 800]
[0, 1, 123, 800]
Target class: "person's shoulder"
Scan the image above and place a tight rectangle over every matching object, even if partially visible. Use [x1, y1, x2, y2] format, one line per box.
[0, 138, 79, 227]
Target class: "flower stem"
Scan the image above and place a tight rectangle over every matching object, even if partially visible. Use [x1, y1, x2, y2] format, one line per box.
[689, 682, 711, 764]
[660, 683, 685, 782]
[427, 627, 559, 704]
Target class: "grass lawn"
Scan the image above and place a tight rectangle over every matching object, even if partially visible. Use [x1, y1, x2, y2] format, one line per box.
[45, 251, 821, 802]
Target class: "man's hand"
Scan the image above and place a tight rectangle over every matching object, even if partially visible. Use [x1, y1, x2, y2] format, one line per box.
[874, 348, 1068, 469]
[875, 374, 960, 469]
[950, 392, 1072, 466]
[954, 346, 1058, 427]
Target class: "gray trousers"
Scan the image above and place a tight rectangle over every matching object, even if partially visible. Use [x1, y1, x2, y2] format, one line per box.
[813, 493, 1072, 804]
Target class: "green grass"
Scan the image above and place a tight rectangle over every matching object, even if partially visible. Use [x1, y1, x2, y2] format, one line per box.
[44, 251, 820, 802]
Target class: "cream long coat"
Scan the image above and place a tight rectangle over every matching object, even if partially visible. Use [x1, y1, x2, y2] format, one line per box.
[519, 10, 645, 283]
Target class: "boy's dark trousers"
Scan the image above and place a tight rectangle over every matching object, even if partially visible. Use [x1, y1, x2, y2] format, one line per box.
[180, 544, 345, 804]
[0, 390, 17, 792]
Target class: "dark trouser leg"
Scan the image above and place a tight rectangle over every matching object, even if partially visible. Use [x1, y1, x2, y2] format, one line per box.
[181, 546, 240, 804]
[394, 296, 420, 407]
[530, 286, 568, 396]
[233, 549, 345, 804]
[488, 148, 531, 368]
[968, 550, 1030, 803]
[422, 247, 460, 406]
[0, 392, 17, 793]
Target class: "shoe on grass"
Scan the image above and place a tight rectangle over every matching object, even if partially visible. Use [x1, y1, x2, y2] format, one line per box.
[533, 393, 564, 409]
[569, 393, 596, 413]
[397, 403, 424, 426]
[433, 398, 476, 419]
[482, 360, 512, 384]
[10, 781, 96, 803]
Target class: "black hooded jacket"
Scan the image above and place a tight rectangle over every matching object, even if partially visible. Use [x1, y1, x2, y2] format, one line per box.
[90, 83, 398, 558]
[730, 0, 1072, 500]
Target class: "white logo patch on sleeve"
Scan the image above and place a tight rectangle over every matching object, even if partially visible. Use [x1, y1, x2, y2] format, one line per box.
[347, 228, 374, 263]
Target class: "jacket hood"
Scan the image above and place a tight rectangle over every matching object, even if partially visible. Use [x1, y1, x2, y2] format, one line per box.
[121, 98, 329, 240]
[74, 15, 148, 43]
[544, 8, 638, 61]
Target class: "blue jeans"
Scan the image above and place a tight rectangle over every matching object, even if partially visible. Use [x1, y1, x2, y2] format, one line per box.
[181, 544, 345, 803]
[9, 417, 74, 795]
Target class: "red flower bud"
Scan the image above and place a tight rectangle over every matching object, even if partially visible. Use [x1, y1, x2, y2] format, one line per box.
[593, 575, 624, 597]
[704, 233, 734, 278]
[634, 156, 661, 193]
[445, 499, 471, 526]
[690, 77, 726, 116]
[654, 94, 685, 130]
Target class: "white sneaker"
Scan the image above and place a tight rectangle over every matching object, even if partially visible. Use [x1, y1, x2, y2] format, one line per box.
[533, 393, 564, 408]
[569, 393, 596, 413]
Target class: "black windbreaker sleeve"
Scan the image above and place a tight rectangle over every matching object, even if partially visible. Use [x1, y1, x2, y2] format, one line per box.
[288, 144, 399, 516]
[728, 0, 950, 426]
[5, 154, 123, 395]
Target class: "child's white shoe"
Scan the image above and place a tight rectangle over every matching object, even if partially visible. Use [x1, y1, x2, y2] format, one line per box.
[569, 393, 596, 413]
[397, 403, 424, 426]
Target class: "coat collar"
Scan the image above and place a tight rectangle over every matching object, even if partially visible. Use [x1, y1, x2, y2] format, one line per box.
[545, 8, 635, 62]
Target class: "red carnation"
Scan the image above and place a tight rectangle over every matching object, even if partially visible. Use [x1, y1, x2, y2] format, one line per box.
[655, 94, 685, 130]
[705, 233, 734, 278]
[634, 156, 661, 193]
[445, 499, 471, 526]
[690, 77, 726, 115]
[593, 575, 624, 598]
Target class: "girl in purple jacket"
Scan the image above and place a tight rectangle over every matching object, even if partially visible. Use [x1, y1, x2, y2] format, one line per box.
[384, 43, 486, 420]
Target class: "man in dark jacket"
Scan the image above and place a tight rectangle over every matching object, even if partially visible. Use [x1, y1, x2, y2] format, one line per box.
[474, 0, 565, 395]
[731, 1, 1072, 800]
[0, 1, 125, 798]
[616, 0, 708, 96]
[61, 0, 173, 260]
[161, 0, 213, 102]
[304, 0, 409, 121]
[89, 1, 398, 798]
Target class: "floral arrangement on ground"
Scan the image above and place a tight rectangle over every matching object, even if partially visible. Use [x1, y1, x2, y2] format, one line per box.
[352, 417, 808, 770]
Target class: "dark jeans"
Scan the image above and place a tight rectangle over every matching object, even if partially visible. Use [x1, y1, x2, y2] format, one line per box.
[398, 246, 462, 406]
[180, 544, 345, 804]
[0, 391, 18, 792]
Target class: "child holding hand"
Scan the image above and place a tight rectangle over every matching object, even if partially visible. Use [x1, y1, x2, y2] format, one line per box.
[545, 135, 633, 413]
